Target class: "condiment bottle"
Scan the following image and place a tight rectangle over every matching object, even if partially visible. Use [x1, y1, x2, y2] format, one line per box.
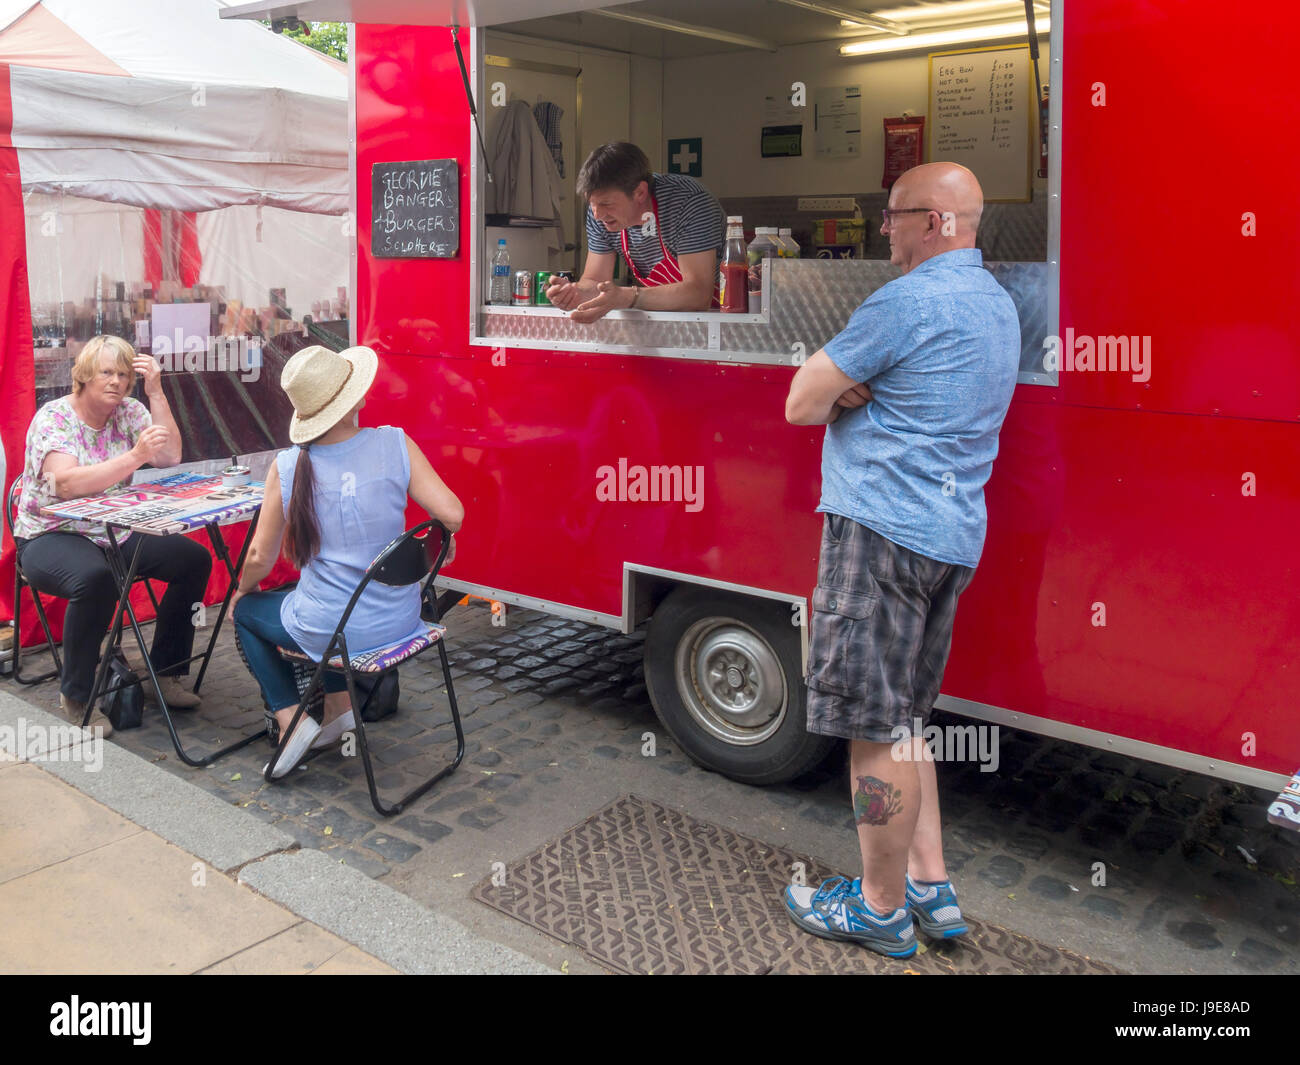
[746, 227, 780, 312]
[719, 216, 749, 314]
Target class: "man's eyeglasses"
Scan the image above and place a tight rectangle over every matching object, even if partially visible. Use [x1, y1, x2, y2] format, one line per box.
[880, 207, 938, 226]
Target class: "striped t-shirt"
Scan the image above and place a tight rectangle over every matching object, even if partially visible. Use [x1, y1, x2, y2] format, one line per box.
[585, 172, 726, 278]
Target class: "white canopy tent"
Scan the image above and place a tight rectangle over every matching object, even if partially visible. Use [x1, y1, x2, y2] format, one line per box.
[0, 0, 348, 212]
[0, 0, 351, 644]
[0, 0, 351, 349]
[0, 0, 350, 434]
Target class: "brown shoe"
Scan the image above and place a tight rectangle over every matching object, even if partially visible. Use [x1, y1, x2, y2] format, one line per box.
[143, 676, 202, 711]
[59, 693, 114, 738]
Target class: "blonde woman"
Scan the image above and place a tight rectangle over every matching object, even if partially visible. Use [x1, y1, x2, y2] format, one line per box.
[12, 336, 211, 734]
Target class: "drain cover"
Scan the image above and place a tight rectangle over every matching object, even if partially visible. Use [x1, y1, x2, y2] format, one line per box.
[472, 795, 1122, 975]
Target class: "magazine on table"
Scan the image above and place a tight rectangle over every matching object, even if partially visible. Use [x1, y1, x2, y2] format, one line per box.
[43, 474, 264, 536]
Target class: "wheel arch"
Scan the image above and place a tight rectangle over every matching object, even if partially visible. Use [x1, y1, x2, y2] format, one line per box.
[623, 564, 808, 671]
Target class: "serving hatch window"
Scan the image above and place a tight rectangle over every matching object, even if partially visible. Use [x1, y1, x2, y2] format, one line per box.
[473, 0, 1058, 381]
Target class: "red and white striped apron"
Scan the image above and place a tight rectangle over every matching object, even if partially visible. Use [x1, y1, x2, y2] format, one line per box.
[619, 195, 721, 308]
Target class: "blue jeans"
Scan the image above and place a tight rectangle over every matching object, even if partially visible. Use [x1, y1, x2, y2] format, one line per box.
[233, 590, 346, 718]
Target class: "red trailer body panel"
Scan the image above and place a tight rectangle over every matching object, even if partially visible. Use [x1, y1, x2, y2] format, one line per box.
[352, 4, 1300, 784]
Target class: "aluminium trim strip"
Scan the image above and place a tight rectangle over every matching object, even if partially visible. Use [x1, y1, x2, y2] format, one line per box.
[434, 577, 622, 629]
[469, 26, 483, 345]
[935, 694, 1288, 790]
[468, 335, 792, 364]
[483, 305, 767, 324]
[1038, 0, 1063, 388]
[436, 572, 1279, 789]
[348, 23, 357, 348]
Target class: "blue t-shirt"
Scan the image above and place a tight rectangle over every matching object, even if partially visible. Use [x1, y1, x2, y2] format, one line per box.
[819, 248, 1021, 568]
[585, 172, 725, 278]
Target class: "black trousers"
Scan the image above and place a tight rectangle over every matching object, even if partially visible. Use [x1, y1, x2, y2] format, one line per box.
[15, 531, 213, 704]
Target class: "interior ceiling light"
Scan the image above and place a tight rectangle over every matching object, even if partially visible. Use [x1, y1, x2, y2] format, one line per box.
[770, 0, 908, 35]
[839, 15, 1048, 55]
[591, 8, 778, 51]
[861, 0, 1048, 21]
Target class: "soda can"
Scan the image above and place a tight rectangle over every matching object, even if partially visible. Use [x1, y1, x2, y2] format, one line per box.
[512, 270, 533, 305]
[535, 271, 554, 305]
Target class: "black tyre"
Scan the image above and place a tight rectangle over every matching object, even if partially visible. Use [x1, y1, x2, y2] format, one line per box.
[643, 586, 835, 785]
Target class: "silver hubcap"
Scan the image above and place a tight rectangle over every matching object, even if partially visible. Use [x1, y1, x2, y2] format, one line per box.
[675, 618, 787, 746]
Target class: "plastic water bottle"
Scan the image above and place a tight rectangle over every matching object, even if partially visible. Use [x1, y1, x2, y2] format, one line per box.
[490, 239, 511, 304]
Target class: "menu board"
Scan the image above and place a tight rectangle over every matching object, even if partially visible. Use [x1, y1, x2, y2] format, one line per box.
[371, 159, 460, 258]
[928, 45, 1032, 203]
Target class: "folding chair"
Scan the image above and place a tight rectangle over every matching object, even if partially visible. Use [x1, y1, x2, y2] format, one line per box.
[266, 519, 465, 816]
[6, 475, 161, 686]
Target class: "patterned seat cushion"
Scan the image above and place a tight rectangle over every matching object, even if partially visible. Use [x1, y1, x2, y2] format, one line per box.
[277, 621, 446, 673]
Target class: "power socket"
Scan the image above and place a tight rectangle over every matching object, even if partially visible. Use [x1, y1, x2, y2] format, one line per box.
[797, 196, 857, 213]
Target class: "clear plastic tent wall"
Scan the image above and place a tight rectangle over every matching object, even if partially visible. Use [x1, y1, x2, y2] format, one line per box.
[0, 1, 349, 648]
[3, 0, 351, 473]
[23, 190, 348, 468]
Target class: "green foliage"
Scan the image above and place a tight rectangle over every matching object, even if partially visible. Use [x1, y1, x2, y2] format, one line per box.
[261, 19, 348, 62]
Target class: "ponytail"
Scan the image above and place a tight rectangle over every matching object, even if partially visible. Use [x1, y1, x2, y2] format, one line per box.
[282, 441, 321, 569]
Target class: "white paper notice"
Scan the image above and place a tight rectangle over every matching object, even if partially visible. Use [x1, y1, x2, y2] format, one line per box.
[814, 86, 862, 158]
[151, 303, 211, 364]
[763, 94, 803, 127]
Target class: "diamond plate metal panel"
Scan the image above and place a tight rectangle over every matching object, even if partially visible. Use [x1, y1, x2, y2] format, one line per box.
[720, 259, 896, 362]
[987, 260, 1051, 376]
[478, 258, 1050, 376]
[482, 309, 710, 355]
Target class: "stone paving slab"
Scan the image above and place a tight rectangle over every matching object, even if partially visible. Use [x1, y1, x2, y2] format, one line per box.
[198, 922, 397, 976]
[237, 849, 550, 974]
[2, 688, 551, 975]
[0, 759, 398, 975]
[9, 600, 1300, 974]
[0, 762, 139, 884]
[0, 692, 296, 872]
[0, 828, 299, 974]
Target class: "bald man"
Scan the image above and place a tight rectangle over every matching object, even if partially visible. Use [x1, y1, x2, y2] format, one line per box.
[782, 163, 1021, 957]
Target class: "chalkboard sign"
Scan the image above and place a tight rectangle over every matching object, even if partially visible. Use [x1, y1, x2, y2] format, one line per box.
[928, 45, 1032, 203]
[371, 159, 459, 258]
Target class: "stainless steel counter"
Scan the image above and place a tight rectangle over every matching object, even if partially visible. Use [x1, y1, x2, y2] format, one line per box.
[473, 258, 1052, 384]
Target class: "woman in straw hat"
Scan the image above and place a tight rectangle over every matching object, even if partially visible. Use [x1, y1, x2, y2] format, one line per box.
[230, 344, 463, 776]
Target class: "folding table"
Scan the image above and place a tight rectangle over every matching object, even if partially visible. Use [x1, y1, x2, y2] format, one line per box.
[42, 473, 267, 766]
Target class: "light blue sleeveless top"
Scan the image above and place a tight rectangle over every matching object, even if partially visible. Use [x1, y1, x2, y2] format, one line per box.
[278, 426, 425, 662]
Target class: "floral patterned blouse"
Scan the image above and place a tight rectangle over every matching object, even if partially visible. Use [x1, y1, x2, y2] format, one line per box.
[13, 395, 152, 547]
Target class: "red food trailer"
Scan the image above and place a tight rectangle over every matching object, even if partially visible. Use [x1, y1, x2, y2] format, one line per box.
[215, 0, 1295, 795]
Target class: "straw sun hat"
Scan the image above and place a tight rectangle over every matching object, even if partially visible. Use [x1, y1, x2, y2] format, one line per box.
[281, 344, 378, 444]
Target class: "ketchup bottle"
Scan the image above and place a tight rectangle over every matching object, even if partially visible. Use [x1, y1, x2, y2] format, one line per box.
[719, 216, 749, 313]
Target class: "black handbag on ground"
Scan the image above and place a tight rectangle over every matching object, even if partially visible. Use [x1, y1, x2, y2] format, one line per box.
[103, 650, 144, 731]
[355, 670, 400, 722]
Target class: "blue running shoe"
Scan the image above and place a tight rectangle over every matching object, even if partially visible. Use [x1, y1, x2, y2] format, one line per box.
[784, 875, 917, 958]
[905, 874, 968, 938]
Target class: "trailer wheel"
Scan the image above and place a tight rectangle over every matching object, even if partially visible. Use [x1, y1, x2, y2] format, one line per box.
[643, 587, 835, 785]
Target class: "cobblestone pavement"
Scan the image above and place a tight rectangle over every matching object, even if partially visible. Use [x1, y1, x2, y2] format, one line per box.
[14, 601, 1300, 974]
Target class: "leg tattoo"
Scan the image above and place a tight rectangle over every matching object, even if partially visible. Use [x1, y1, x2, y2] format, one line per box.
[854, 774, 904, 826]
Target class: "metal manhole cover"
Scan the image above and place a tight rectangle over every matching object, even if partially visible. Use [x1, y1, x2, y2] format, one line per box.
[472, 795, 1122, 975]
